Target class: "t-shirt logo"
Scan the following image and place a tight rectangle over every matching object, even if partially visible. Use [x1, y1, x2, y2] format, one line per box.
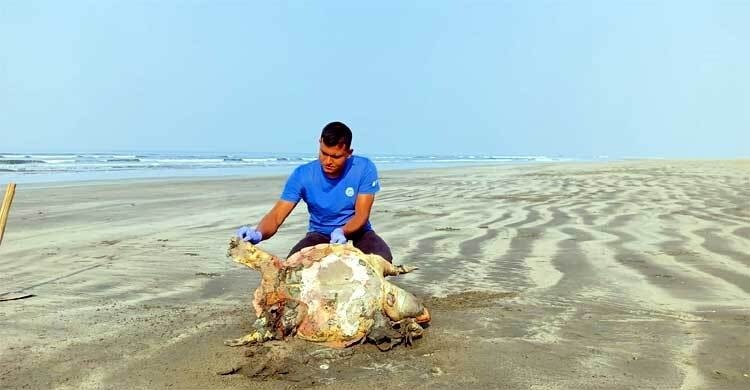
[345, 187, 355, 197]
[372, 179, 379, 187]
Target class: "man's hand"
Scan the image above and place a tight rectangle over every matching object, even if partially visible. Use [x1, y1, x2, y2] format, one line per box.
[236, 226, 262, 244]
[330, 227, 346, 244]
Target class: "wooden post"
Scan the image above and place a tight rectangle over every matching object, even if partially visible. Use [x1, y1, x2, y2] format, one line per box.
[0, 182, 16, 246]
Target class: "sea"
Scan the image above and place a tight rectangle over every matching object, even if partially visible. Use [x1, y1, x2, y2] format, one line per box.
[0, 151, 593, 185]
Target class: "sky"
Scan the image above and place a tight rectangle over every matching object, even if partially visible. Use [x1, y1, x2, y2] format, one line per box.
[1, 1, 748, 158]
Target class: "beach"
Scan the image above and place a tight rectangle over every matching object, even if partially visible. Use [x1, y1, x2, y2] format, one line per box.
[1, 159, 748, 389]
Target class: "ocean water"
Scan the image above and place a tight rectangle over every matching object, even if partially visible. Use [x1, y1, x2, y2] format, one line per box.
[0, 151, 582, 184]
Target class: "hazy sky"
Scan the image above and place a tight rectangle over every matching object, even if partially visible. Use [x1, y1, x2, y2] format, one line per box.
[1, 1, 748, 157]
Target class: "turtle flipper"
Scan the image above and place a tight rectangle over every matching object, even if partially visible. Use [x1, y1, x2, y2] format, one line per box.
[224, 317, 274, 347]
[367, 313, 425, 351]
[382, 260, 418, 276]
[394, 264, 418, 274]
[224, 330, 273, 347]
[393, 318, 424, 346]
[363, 253, 418, 276]
[366, 312, 404, 351]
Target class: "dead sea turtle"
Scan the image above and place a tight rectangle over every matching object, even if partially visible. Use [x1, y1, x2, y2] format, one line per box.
[225, 238, 431, 350]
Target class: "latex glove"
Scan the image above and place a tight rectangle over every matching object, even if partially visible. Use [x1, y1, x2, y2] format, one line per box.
[330, 227, 346, 244]
[236, 226, 262, 244]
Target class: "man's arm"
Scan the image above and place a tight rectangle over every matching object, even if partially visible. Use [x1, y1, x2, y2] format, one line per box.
[255, 200, 297, 240]
[341, 193, 375, 235]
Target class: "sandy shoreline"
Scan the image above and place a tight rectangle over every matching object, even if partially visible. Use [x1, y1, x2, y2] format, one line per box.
[1, 159, 748, 389]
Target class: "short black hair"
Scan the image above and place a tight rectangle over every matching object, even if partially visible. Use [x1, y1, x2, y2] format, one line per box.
[320, 121, 352, 149]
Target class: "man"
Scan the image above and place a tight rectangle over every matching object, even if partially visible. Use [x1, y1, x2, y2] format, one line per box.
[236, 121, 393, 261]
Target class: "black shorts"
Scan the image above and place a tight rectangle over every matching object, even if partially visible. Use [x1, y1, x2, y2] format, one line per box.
[287, 230, 393, 262]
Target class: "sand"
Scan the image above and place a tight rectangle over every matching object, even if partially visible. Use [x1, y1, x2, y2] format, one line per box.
[0, 159, 748, 389]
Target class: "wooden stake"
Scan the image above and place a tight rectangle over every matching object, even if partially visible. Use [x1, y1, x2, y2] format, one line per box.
[0, 182, 16, 246]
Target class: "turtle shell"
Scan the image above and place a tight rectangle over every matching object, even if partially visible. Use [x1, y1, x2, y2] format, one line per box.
[272, 244, 385, 347]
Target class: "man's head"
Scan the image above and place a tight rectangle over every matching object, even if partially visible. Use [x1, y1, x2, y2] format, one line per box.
[319, 121, 353, 178]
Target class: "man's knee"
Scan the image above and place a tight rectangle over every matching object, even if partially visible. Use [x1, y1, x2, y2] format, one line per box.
[354, 231, 393, 262]
[370, 239, 393, 262]
[376, 248, 393, 262]
[288, 232, 329, 258]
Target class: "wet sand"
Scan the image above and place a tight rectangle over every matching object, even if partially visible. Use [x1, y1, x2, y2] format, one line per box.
[1, 159, 748, 389]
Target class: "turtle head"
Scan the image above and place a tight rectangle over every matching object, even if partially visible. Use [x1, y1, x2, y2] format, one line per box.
[227, 237, 274, 270]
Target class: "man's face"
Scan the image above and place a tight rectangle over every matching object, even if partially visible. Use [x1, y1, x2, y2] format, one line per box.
[318, 140, 352, 178]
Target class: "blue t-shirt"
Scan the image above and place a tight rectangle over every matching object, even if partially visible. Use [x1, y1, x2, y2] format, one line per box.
[280, 155, 380, 235]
